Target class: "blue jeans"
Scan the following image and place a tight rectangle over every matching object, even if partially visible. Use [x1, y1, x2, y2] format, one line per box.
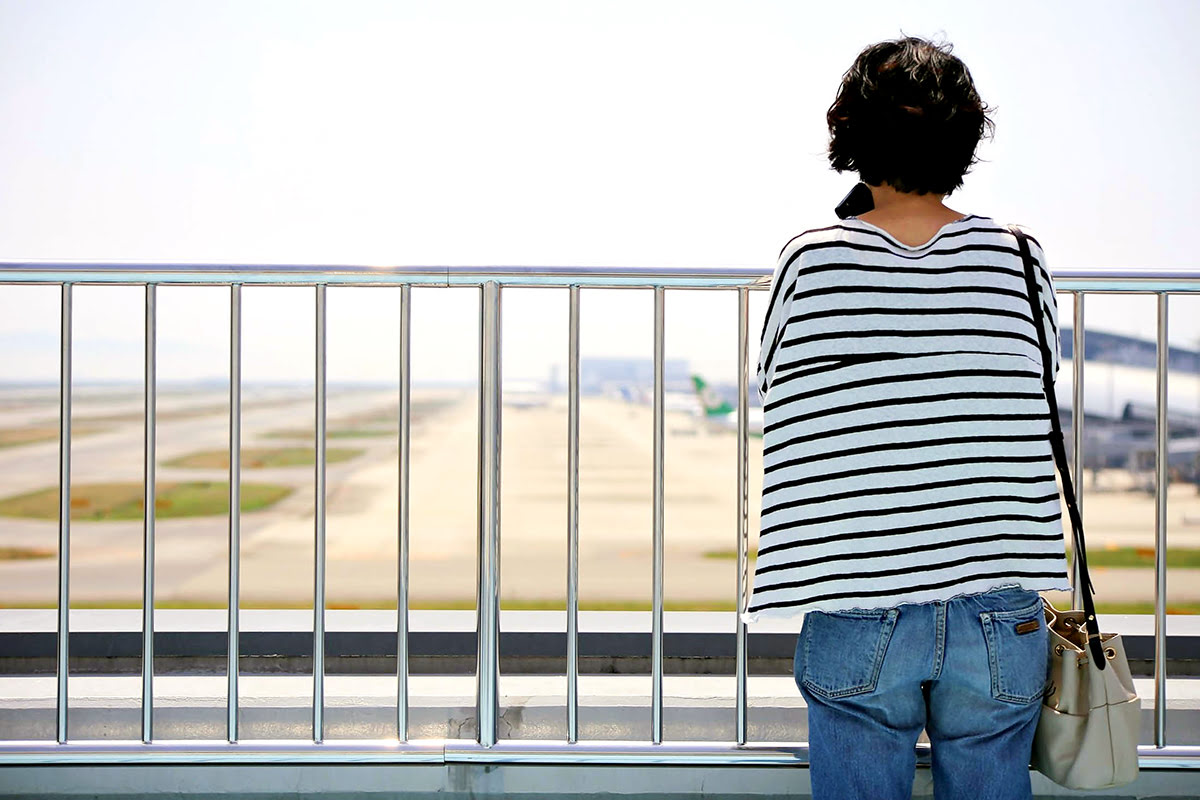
[795, 586, 1048, 800]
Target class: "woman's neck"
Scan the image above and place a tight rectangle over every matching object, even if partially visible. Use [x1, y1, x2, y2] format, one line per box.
[852, 182, 968, 247]
[858, 181, 962, 223]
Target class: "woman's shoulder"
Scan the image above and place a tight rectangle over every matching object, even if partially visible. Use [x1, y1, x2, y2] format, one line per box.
[994, 218, 1047, 250]
[775, 218, 864, 260]
[952, 215, 1050, 252]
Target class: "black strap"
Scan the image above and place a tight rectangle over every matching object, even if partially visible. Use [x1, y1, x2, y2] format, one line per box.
[1008, 224, 1107, 669]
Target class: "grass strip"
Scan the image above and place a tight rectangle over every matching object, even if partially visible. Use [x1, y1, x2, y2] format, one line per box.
[703, 546, 1200, 569]
[0, 423, 107, 449]
[0, 546, 56, 560]
[1064, 546, 1200, 568]
[260, 398, 457, 440]
[261, 429, 393, 440]
[0, 481, 292, 521]
[162, 447, 362, 469]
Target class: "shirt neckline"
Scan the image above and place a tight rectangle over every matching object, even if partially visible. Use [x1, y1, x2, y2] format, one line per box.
[848, 214, 976, 250]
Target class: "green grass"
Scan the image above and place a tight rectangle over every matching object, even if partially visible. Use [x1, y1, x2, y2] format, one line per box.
[0, 397, 453, 452]
[162, 447, 362, 469]
[704, 546, 1200, 569]
[0, 423, 107, 449]
[0, 481, 293, 521]
[0, 396, 318, 451]
[261, 399, 456, 440]
[703, 548, 760, 560]
[261, 428, 394, 440]
[73, 404, 228, 425]
[1056, 602, 1200, 615]
[70, 397, 305, 427]
[0, 546, 55, 560]
[1066, 546, 1200, 568]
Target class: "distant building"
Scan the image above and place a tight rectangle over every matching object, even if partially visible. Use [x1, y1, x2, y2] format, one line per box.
[1062, 327, 1200, 373]
[579, 357, 692, 395]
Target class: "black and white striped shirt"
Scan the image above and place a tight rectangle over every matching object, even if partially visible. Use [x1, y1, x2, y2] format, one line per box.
[740, 214, 1072, 622]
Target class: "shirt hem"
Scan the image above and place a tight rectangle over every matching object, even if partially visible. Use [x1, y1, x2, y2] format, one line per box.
[739, 577, 1074, 625]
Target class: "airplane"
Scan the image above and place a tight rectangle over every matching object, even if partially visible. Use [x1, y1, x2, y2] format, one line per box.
[691, 375, 764, 437]
[1053, 353, 1200, 488]
[503, 379, 551, 409]
[603, 374, 765, 437]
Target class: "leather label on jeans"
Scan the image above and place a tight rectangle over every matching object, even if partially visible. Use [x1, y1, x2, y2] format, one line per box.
[1015, 619, 1040, 635]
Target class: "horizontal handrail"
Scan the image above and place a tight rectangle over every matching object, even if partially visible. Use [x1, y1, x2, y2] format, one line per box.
[0, 263, 770, 287]
[1, 262, 1199, 290]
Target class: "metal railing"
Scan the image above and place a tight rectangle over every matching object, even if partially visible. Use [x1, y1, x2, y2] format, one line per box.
[0, 262, 1198, 769]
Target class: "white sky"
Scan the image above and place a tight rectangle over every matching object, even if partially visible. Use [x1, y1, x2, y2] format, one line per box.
[1, 0, 1198, 384]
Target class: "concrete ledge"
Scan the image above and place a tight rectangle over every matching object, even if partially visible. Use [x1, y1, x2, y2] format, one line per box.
[2, 675, 1198, 745]
[3, 610, 1199, 676]
[1, 761, 1199, 799]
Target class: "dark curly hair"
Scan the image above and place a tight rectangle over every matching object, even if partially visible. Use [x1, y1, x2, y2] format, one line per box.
[826, 34, 996, 196]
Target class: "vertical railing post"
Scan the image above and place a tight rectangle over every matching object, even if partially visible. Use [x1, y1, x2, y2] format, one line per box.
[736, 287, 749, 746]
[477, 281, 502, 747]
[1154, 291, 1169, 747]
[397, 283, 412, 741]
[227, 283, 241, 742]
[141, 283, 157, 743]
[314, 283, 327, 743]
[56, 282, 72, 745]
[1072, 293, 1085, 611]
[567, 285, 581, 744]
[651, 285, 665, 745]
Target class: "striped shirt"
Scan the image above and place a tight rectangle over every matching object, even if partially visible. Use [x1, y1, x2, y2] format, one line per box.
[740, 214, 1073, 623]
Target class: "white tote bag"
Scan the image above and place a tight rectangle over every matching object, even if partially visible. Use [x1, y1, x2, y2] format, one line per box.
[1009, 223, 1140, 790]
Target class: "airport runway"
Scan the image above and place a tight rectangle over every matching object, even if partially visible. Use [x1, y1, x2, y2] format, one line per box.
[2, 388, 1200, 609]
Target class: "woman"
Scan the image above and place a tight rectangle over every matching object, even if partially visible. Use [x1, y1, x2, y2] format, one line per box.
[739, 36, 1073, 799]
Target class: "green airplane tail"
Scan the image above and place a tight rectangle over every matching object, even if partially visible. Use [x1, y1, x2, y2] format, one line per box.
[691, 375, 734, 416]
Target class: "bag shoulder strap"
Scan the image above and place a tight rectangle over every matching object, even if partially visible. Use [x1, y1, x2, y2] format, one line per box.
[1006, 223, 1107, 668]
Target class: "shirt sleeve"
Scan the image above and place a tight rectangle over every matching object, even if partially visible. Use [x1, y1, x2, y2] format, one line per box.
[1027, 237, 1061, 380]
[756, 236, 805, 402]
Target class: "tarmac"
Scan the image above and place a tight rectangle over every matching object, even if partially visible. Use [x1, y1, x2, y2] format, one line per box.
[2, 387, 1200, 610]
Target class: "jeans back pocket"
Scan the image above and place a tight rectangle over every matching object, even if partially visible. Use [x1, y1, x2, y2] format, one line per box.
[798, 608, 899, 700]
[979, 598, 1049, 704]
